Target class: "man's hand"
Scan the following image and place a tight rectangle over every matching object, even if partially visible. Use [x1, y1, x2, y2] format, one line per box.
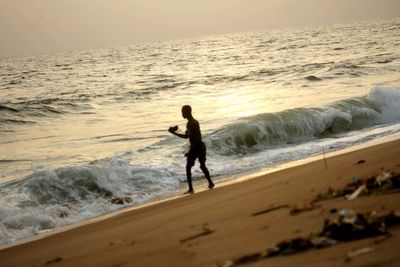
[168, 125, 178, 133]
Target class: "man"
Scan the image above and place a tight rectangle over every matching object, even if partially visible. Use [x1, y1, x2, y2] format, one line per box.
[168, 105, 214, 194]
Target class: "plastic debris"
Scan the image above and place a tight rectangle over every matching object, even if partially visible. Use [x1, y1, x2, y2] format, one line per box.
[346, 184, 367, 200]
[346, 247, 374, 259]
[376, 171, 392, 186]
[314, 171, 400, 202]
[338, 209, 357, 224]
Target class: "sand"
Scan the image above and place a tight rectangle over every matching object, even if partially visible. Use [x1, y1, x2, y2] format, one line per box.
[1, 137, 400, 267]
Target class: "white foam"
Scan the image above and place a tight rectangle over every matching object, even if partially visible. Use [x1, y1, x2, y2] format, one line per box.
[368, 86, 400, 123]
[0, 158, 181, 245]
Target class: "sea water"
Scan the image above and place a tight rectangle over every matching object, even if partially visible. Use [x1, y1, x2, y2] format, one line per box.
[1, 18, 400, 245]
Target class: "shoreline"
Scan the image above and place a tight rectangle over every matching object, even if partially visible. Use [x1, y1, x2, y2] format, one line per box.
[1, 133, 400, 250]
[0, 133, 400, 250]
[1, 135, 400, 266]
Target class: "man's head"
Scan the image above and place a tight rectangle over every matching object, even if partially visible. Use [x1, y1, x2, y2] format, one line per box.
[181, 105, 192, 119]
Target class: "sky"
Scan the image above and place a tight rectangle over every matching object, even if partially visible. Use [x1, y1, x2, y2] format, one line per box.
[0, 0, 399, 58]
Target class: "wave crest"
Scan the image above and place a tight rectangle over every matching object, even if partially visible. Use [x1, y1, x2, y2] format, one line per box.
[206, 87, 398, 156]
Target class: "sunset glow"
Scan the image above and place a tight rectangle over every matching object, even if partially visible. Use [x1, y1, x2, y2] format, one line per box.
[1, 0, 399, 57]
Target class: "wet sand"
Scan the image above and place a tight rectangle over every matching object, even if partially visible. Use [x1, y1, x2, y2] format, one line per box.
[1, 137, 400, 267]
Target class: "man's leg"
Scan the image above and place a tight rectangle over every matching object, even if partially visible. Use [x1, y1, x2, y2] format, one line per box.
[200, 163, 214, 187]
[199, 145, 214, 189]
[200, 162, 214, 188]
[185, 156, 195, 194]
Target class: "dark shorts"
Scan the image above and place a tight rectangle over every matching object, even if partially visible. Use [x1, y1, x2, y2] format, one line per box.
[186, 142, 206, 167]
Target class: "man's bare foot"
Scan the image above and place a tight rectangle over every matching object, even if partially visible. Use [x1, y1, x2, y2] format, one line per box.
[184, 190, 194, 195]
[208, 183, 215, 189]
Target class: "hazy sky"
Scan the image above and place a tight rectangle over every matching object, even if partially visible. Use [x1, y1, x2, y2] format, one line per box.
[1, 0, 399, 58]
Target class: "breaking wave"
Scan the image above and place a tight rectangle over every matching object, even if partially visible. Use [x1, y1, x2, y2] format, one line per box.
[206, 87, 400, 155]
[0, 158, 179, 245]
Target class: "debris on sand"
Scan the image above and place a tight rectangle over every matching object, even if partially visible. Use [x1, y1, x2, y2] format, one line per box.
[220, 210, 400, 267]
[346, 184, 367, 200]
[314, 171, 400, 202]
[345, 246, 374, 261]
[321, 209, 387, 241]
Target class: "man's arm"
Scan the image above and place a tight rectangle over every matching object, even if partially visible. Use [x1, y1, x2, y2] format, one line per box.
[168, 126, 188, 139]
[171, 131, 188, 139]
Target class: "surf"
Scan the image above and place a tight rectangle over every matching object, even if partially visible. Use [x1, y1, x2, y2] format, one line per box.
[205, 87, 400, 156]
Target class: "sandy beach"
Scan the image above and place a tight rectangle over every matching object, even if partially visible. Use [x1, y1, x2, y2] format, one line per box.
[2, 3, 399, 267]
[1, 137, 400, 267]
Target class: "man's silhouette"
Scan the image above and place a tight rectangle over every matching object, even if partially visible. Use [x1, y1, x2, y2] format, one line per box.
[169, 105, 214, 194]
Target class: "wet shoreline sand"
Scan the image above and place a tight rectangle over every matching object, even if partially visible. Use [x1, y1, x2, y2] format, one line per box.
[1, 137, 400, 267]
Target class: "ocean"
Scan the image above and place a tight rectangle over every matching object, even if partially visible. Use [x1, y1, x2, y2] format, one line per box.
[1, 18, 400, 245]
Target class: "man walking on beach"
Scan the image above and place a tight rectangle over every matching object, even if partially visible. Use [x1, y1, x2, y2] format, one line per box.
[168, 105, 214, 194]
